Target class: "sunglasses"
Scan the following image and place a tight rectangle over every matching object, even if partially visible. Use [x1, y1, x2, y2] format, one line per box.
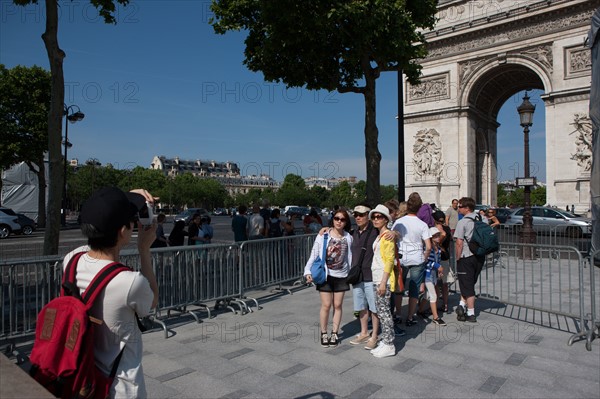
[353, 212, 368, 217]
[370, 214, 387, 220]
[333, 216, 346, 222]
[458, 205, 466, 208]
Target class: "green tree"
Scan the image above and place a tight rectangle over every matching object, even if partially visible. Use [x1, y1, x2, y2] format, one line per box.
[329, 181, 354, 208]
[13, 0, 131, 254]
[531, 186, 546, 206]
[211, 0, 437, 205]
[276, 174, 310, 206]
[199, 178, 228, 210]
[119, 167, 166, 196]
[68, 162, 124, 211]
[0, 64, 51, 226]
[308, 185, 330, 208]
[381, 185, 398, 203]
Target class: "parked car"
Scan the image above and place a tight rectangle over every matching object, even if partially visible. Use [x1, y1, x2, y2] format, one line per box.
[0, 207, 22, 239]
[174, 208, 209, 225]
[504, 206, 592, 238]
[213, 208, 227, 216]
[494, 208, 512, 224]
[15, 213, 36, 235]
[285, 206, 309, 219]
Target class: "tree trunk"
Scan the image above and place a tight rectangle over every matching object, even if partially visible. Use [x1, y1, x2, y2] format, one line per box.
[36, 157, 47, 228]
[42, 0, 65, 255]
[362, 70, 381, 206]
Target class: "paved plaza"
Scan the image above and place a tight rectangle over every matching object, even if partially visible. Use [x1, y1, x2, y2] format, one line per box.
[138, 285, 599, 399]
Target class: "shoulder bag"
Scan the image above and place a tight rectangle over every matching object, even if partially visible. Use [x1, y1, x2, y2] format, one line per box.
[310, 233, 329, 285]
[346, 227, 374, 285]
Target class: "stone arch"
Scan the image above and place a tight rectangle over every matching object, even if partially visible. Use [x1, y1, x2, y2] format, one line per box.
[462, 61, 547, 204]
[403, 0, 594, 209]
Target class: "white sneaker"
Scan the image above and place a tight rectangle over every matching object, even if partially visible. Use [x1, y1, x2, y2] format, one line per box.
[369, 342, 384, 355]
[373, 343, 395, 358]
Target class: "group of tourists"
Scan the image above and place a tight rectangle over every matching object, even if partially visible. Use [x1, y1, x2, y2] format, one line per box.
[303, 193, 487, 358]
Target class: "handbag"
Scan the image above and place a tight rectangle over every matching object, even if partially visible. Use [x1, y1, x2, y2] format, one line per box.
[310, 233, 329, 285]
[346, 227, 374, 285]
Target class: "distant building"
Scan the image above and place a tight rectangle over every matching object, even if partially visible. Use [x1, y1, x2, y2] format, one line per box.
[305, 176, 358, 190]
[150, 155, 278, 195]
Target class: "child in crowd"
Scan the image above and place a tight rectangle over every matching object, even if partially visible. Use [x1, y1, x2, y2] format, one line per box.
[418, 227, 447, 326]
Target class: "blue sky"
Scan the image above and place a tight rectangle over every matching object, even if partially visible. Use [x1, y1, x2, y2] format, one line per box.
[0, 0, 547, 184]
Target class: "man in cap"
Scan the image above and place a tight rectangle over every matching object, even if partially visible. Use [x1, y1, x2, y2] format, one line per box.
[63, 186, 158, 397]
[347, 204, 381, 350]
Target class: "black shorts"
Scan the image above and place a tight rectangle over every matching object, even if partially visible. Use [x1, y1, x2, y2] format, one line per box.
[317, 275, 350, 293]
[457, 255, 484, 298]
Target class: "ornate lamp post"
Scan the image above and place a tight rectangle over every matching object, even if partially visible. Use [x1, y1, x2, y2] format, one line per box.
[62, 104, 85, 226]
[517, 92, 536, 258]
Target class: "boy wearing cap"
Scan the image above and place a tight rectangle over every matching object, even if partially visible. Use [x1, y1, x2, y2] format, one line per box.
[418, 227, 446, 326]
[64, 187, 159, 397]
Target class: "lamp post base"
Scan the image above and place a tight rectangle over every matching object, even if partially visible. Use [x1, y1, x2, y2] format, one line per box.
[519, 228, 537, 260]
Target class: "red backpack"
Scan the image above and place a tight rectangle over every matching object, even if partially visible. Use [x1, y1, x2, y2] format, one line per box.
[29, 252, 130, 399]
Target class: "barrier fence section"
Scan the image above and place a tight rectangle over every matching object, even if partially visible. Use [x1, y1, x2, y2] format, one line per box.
[0, 256, 62, 345]
[119, 243, 243, 338]
[238, 235, 316, 307]
[476, 242, 599, 350]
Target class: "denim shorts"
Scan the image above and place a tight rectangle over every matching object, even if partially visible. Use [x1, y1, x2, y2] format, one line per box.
[352, 281, 377, 313]
[405, 262, 426, 299]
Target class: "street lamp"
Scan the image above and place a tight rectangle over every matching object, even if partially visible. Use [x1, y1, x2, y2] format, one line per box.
[62, 104, 85, 226]
[517, 92, 536, 258]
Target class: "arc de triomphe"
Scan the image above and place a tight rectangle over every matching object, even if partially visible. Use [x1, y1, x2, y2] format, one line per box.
[404, 0, 596, 211]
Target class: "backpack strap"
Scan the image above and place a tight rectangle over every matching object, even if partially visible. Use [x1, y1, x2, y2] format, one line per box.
[81, 262, 131, 309]
[61, 251, 87, 297]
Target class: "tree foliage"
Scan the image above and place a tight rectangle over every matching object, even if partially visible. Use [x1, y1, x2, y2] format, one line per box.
[211, 0, 437, 204]
[0, 64, 51, 225]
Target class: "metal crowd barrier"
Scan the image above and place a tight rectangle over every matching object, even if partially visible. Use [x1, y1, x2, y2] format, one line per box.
[238, 235, 315, 308]
[1, 235, 316, 345]
[1, 256, 63, 345]
[475, 242, 599, 350]
[120, 243, 243, 338]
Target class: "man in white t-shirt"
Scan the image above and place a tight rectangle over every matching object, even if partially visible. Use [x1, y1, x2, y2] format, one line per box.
[65, 186, 159, 398]
[392, 192, 431, 327]
[248, 203, 265, 239]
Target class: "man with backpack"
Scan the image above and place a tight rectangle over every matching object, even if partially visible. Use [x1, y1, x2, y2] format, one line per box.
[454, 197, 485, 323]
[30, 187, 159, 398]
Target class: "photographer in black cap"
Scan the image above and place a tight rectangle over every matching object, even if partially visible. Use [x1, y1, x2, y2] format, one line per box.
[63, 186, 158, 397]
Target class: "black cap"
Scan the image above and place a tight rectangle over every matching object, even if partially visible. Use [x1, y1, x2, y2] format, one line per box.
[80, 187, 146, 237]
[433, 210, 446, 221]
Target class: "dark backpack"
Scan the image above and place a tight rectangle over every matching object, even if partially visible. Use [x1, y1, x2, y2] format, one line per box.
[29, 252, 129, 399]
[465, 216, 499, 256]
[268, 219, 283, 237]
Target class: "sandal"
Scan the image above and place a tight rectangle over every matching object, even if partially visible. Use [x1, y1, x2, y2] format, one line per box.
[320, 332, 329, 347]
[329, 332, 339, 347]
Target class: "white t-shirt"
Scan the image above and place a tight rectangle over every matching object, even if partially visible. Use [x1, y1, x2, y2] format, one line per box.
[248, 214, 264, 237]
[392, 215, 431, 266]
[63, 246, 154, 398]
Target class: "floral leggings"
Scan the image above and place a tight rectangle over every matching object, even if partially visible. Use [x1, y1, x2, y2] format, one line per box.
[374, 285, 393, 345]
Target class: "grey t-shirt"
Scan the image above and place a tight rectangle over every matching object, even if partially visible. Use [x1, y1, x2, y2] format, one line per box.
[446, 206, 459, 230]
[454, 212, 477, 258]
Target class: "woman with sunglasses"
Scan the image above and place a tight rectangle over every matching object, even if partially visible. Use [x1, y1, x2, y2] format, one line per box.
[304, 209, 353, 348]
[486, 208, 501, 228]
[368, 204, 398, 358]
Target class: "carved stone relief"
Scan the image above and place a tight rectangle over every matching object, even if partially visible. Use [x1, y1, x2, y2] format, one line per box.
[427, 10, 591, 60]
[521, 44, 553, 72]
[413, 129, 444, 177]
[569, 114, 592, 172]
[565, 47, 592, 78]
[407, 73, 450, 104]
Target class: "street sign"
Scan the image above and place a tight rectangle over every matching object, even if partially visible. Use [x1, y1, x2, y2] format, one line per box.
[516, 177, 537, 187]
